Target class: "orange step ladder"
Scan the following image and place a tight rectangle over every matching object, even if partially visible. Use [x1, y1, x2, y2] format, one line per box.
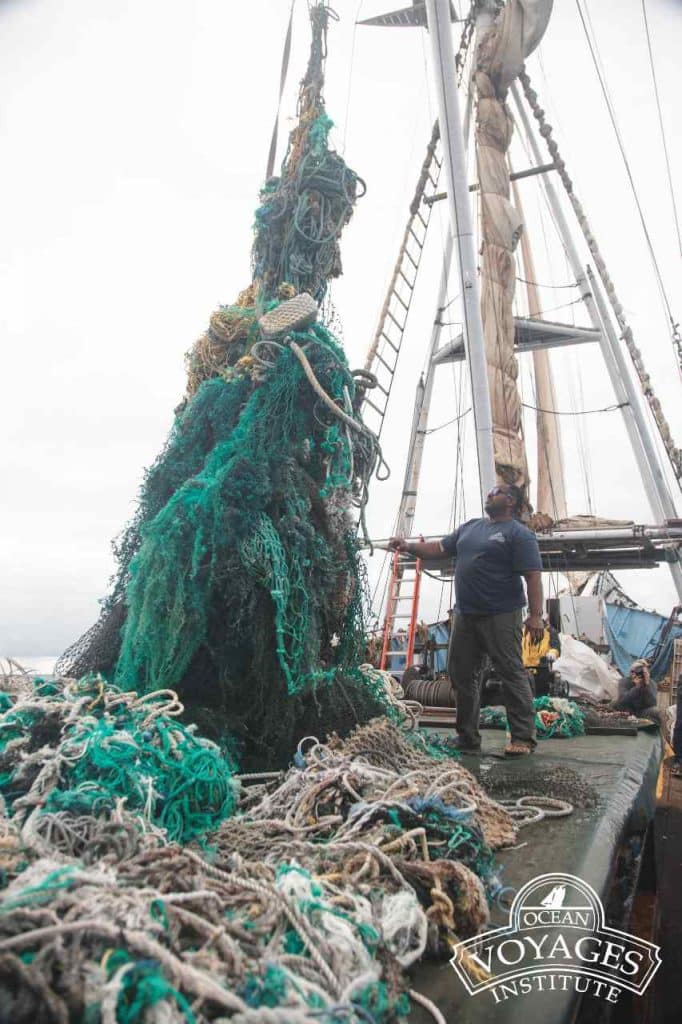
[380, 550, 423, 672]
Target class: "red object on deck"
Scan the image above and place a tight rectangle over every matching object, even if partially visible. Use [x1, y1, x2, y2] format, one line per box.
[380, 549, 423, 671]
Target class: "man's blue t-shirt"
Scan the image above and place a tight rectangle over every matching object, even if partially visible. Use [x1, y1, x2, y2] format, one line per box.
[441, 518, 542, 616]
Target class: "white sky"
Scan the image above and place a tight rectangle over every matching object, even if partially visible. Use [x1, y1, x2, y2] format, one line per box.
[1, 0, 681, 658]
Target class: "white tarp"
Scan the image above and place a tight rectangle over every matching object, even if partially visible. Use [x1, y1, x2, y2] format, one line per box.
[554, 633, 619, 702]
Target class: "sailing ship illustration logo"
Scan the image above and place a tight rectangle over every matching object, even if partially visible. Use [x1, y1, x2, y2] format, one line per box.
[450, 873, 661, 1006]
[540, 884, 566, 908]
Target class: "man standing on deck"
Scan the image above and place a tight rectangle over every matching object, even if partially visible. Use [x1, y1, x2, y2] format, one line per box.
[388, 484, 544, 757]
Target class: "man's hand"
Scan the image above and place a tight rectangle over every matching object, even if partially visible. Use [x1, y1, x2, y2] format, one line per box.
[387, 537, 409, 553]
[525, 614, 545, 644]
[632, 665, 650, 687]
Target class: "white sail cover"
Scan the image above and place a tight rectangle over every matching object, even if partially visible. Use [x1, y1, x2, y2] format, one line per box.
[483, 0, 553, 90]
[475, 0, 553, 500]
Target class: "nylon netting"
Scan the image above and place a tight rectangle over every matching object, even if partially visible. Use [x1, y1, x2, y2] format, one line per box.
[56, 3, 386, 768]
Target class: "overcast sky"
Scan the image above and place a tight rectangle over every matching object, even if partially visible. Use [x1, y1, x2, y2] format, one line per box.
[1, 0, 681, 660]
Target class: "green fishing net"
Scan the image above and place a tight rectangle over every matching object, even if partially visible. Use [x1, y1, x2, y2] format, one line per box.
[56, 3, 388, 769]
[0, 675, 237, 847]
[479, 696, 586, 738]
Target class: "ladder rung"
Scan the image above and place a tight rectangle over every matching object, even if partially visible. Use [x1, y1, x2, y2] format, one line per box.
[415, 210, 429, 231]
[383, 650, 408, 658]
[398, 268, 415, 290]
[408, 226, 425, 247]
[363, 396, 385, 417]
[392, 291, 410, 313]
[386, 310, 405, 332]
[380, 330, 400, 353]
[391, 595, 416, 602]
[390, 614, 412, 620]
[375, 350, 395, 373]
[374, 380, 391, 398]
[403, 248, 419, 270]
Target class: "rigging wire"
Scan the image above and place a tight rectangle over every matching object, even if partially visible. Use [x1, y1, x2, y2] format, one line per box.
[515, 275, 576, 290]
[521, 400, 627, 417]
[424, 407, 471, 434]
[265, 0, 297, 180]
[341, 0, 364, 154]
[575, 0, 681, 362]
[569, 358, 595, 515]
[525, 297, 585, 320]
[641, 0, 682, 261]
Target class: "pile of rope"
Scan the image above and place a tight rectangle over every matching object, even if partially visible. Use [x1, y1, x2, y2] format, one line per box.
[55, 3, 388, 770]
[0, 674, 521, 1023]
[479, 696, 586, 739]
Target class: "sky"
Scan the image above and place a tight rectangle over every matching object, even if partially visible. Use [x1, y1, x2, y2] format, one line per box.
[1, 0, 681, 661]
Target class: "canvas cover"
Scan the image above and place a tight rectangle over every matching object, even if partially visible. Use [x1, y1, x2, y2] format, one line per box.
[554, 633, 619, 702]
[475, 0, 553, 499]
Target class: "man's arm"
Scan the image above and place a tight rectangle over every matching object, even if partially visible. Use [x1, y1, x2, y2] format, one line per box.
[524, 571, 544, 642]
[387, 537, 447, 560]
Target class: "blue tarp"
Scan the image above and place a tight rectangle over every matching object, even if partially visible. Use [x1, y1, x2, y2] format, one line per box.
[429, 622, 449, 672]
[605, 603, 682, 682]
[387, 622, 450, 675]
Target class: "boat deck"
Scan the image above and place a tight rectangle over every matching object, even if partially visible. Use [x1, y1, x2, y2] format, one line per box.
[410, 727, 662, 1023]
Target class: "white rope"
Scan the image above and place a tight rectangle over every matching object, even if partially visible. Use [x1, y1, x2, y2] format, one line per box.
[409, 987, 448, 1024]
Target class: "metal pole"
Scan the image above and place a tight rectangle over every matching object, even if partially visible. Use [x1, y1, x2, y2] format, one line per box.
[394, 17, 477, 536]
[511, 83, 682, 600]
[396, 233, 454, 537]
[425, 0, 496, 503]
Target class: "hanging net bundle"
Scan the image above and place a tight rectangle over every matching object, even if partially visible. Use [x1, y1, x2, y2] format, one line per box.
[56, 4, 388, 768]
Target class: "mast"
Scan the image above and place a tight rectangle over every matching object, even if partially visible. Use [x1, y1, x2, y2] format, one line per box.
[512, 177, 567, 519]
[395, 49, 479, 537]
[424, 0, 496, 504]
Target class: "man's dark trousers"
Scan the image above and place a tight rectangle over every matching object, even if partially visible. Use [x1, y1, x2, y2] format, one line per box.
[448, 609, 536, 749]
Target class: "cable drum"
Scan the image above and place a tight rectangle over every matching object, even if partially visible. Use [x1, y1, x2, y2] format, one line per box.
[402, 678, 456, 708]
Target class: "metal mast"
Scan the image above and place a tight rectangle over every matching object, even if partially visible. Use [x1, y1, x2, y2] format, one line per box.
[424, 0, 496, 504]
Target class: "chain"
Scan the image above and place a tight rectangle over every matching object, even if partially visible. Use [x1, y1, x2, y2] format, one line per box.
[455, 3, 477, 78]
[520, 68, 682, 486]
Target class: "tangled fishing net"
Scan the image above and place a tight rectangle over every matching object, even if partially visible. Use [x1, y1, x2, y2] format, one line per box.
[479, 696, 586, 738]
[0, 674, 237, 867]
[0, 671, 523, 1023]
[55, 4, 390, 769]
